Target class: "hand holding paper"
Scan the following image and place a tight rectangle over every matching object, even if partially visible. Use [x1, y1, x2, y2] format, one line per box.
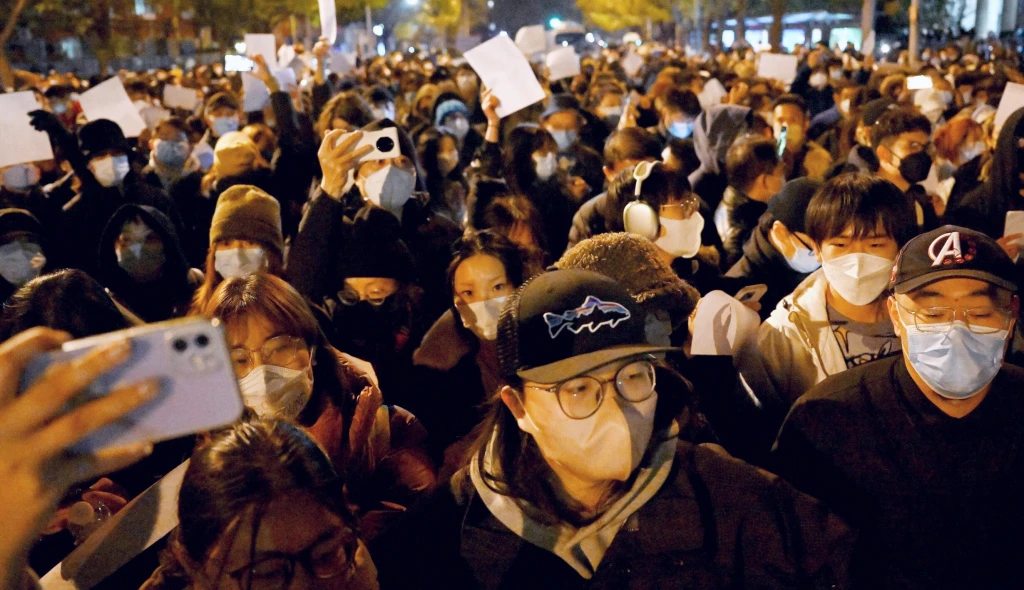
[0, 93, 54, 168]
[77, 77, 148, 138]
[464, 35, 545, 119]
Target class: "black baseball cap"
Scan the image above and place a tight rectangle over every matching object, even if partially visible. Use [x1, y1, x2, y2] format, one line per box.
[890, 225, 1017, 294]
[497, 269, 675, 383]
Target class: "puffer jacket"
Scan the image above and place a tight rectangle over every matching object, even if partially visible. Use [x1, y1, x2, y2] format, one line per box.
[741, 270, 847, 409]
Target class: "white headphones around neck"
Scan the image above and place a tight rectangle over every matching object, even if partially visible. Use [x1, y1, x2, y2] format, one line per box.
[622, 160, 662, 241]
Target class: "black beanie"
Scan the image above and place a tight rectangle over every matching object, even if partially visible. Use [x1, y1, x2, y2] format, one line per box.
[0, 208, 43, 243]
[766, 178, 822, 234]
[339, 207, 415, 282]
[79, 119, 129, 159]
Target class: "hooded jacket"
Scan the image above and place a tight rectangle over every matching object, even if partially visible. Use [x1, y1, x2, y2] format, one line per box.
[689, 105, 753, 210]
[0, 208, 50, 303]
[943, 106, 1024, 238]
[741, 270, 848, 409]
[725, 224, 814, 320]
[96, 204, 201, 323]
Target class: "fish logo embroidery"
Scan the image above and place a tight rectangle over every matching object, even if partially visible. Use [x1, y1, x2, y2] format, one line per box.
[543, 296, 631, 339]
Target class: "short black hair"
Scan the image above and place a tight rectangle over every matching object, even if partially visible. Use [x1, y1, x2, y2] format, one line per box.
[661, 88, 702, 118]
[603, 128, 662, 166]
[771, 94, 807, 114]
[805, 174, 916, 247]
[871, 108, 932, 149]
[726, 135, 780, 192]
[607, 162, 690, 216]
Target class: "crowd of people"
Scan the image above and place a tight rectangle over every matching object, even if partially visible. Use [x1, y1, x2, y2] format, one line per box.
[1, 35, 1024, 589]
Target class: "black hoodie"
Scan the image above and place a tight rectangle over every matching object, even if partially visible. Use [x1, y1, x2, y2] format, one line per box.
[96, 204, 201, 322]
[944, 106, 1024, 238]
[688, 105, 753, 211]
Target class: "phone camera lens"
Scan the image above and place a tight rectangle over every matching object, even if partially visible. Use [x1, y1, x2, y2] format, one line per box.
[195, 334, 210, 348]
[376, 137, 395, 153]
[173, 338, 188, 352]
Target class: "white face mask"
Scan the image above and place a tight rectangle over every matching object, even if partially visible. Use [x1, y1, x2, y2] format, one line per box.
[457, 295, 507, 341]
[597, 106, 623, 120]
[361, 165, 416, 216]
[809, 72, 829, 90]
[533, 152, 558, 181]
[238, 364, 313, 419]
[516, 386, 658, 483]
[821, 252, 894, 306]
[655, 213, 704, 259]
[444, 117, 470, 141]
[0, 241, 45, 286]
[90, 155, 131, 188]
[214, 246, 266, 279]
[371, 104, 396, 121]
[2, 164, 41, 192]
[438, 151, 460, 176]
[960, 142, 986, 163]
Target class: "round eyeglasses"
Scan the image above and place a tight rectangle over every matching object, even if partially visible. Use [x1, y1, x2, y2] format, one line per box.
[338, 286, 393, 306]
[230, 335, 309, 378]
[528, 358, 657, 419]
[892, 297, 1012, 335]
[228, 527, 358, 590]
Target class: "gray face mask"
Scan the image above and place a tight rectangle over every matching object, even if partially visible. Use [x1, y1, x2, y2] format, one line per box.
[0, 241, 45, 286]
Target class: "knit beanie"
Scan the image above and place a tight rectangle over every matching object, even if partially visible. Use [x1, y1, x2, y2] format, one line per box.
[213, 132, 261, 178]
[554, 232, 700, 319]
[766, 178, 822, 234]
[339, 207, 414, 282]
[434, 98, 470, 127]
[79, 119, 129, 159]
[0, 208, 43, 243]
[209, 185, 283, 259]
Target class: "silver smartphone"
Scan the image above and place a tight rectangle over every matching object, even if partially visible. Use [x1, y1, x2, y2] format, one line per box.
[19, 317, 244, 453]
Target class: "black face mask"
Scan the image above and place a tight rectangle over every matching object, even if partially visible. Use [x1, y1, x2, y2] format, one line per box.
[897, 151, 933, 184]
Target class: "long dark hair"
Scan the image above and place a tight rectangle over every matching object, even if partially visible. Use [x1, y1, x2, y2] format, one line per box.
[445, 230, 526, 340]
[503, 124, 557, 194]
[149, 420, 356, 590]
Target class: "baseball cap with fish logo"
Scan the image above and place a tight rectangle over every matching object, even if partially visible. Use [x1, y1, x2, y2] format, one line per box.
[497, 269, 675, 383]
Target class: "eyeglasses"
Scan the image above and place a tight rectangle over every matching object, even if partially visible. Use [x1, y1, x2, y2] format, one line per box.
[659, 195, 700, 218]
[528, 358, 657, 420]
[230, 335, 308, 378]
[892, 297, 1012, 335]
[338, 286, 394, 307]
[228, 528, 358, 590]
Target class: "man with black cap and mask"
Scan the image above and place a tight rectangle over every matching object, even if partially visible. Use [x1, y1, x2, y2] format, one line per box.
[726, 178, 822, 319]
[28, 113, 184, 275]
[773, 225, 1024, 589]
[872, 108, 940, 232]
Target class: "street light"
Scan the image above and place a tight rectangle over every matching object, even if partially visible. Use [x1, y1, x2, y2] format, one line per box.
[372, 24, 384, 36]
[549, 17, 563, 29]
[405, 0, 419, 5]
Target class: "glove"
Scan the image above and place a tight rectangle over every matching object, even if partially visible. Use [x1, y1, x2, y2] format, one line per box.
[28, 109, 67, 136]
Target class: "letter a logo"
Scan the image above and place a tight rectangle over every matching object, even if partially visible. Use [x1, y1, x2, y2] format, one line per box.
[928, 232, 963, 267]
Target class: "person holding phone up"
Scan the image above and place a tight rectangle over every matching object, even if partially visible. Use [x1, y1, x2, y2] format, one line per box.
[0, 328, 156, 590]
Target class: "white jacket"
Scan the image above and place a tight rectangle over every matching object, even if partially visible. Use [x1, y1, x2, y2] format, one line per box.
[742, 270, 848, 407]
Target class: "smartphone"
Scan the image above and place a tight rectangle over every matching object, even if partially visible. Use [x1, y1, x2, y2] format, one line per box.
[777, 125, 788, 157]
[19, 318, 244, 453]
[735, 284, 768, 304]
[225, 54, 255, 73]
[907, 75, 933, 90]
[338, 127, 401, 162]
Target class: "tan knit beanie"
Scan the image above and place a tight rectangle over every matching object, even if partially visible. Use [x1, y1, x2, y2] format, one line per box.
[212, 131, 261, 178]
[554, 232, 700, 319]
[209, 185, 284, 259]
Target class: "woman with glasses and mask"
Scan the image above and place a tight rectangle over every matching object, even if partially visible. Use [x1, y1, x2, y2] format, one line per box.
[141, 420, 380, 590]
[197, 273, 436, 536]
[371, 269, 853, 588]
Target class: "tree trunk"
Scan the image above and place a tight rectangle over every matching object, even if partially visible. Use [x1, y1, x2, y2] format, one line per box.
[908, 0, 919, 67]
[0, 0, 28, 89]
[736, 0, 747, 47]
[770, 0, 784, 51]
[861, 0, 876, 50]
